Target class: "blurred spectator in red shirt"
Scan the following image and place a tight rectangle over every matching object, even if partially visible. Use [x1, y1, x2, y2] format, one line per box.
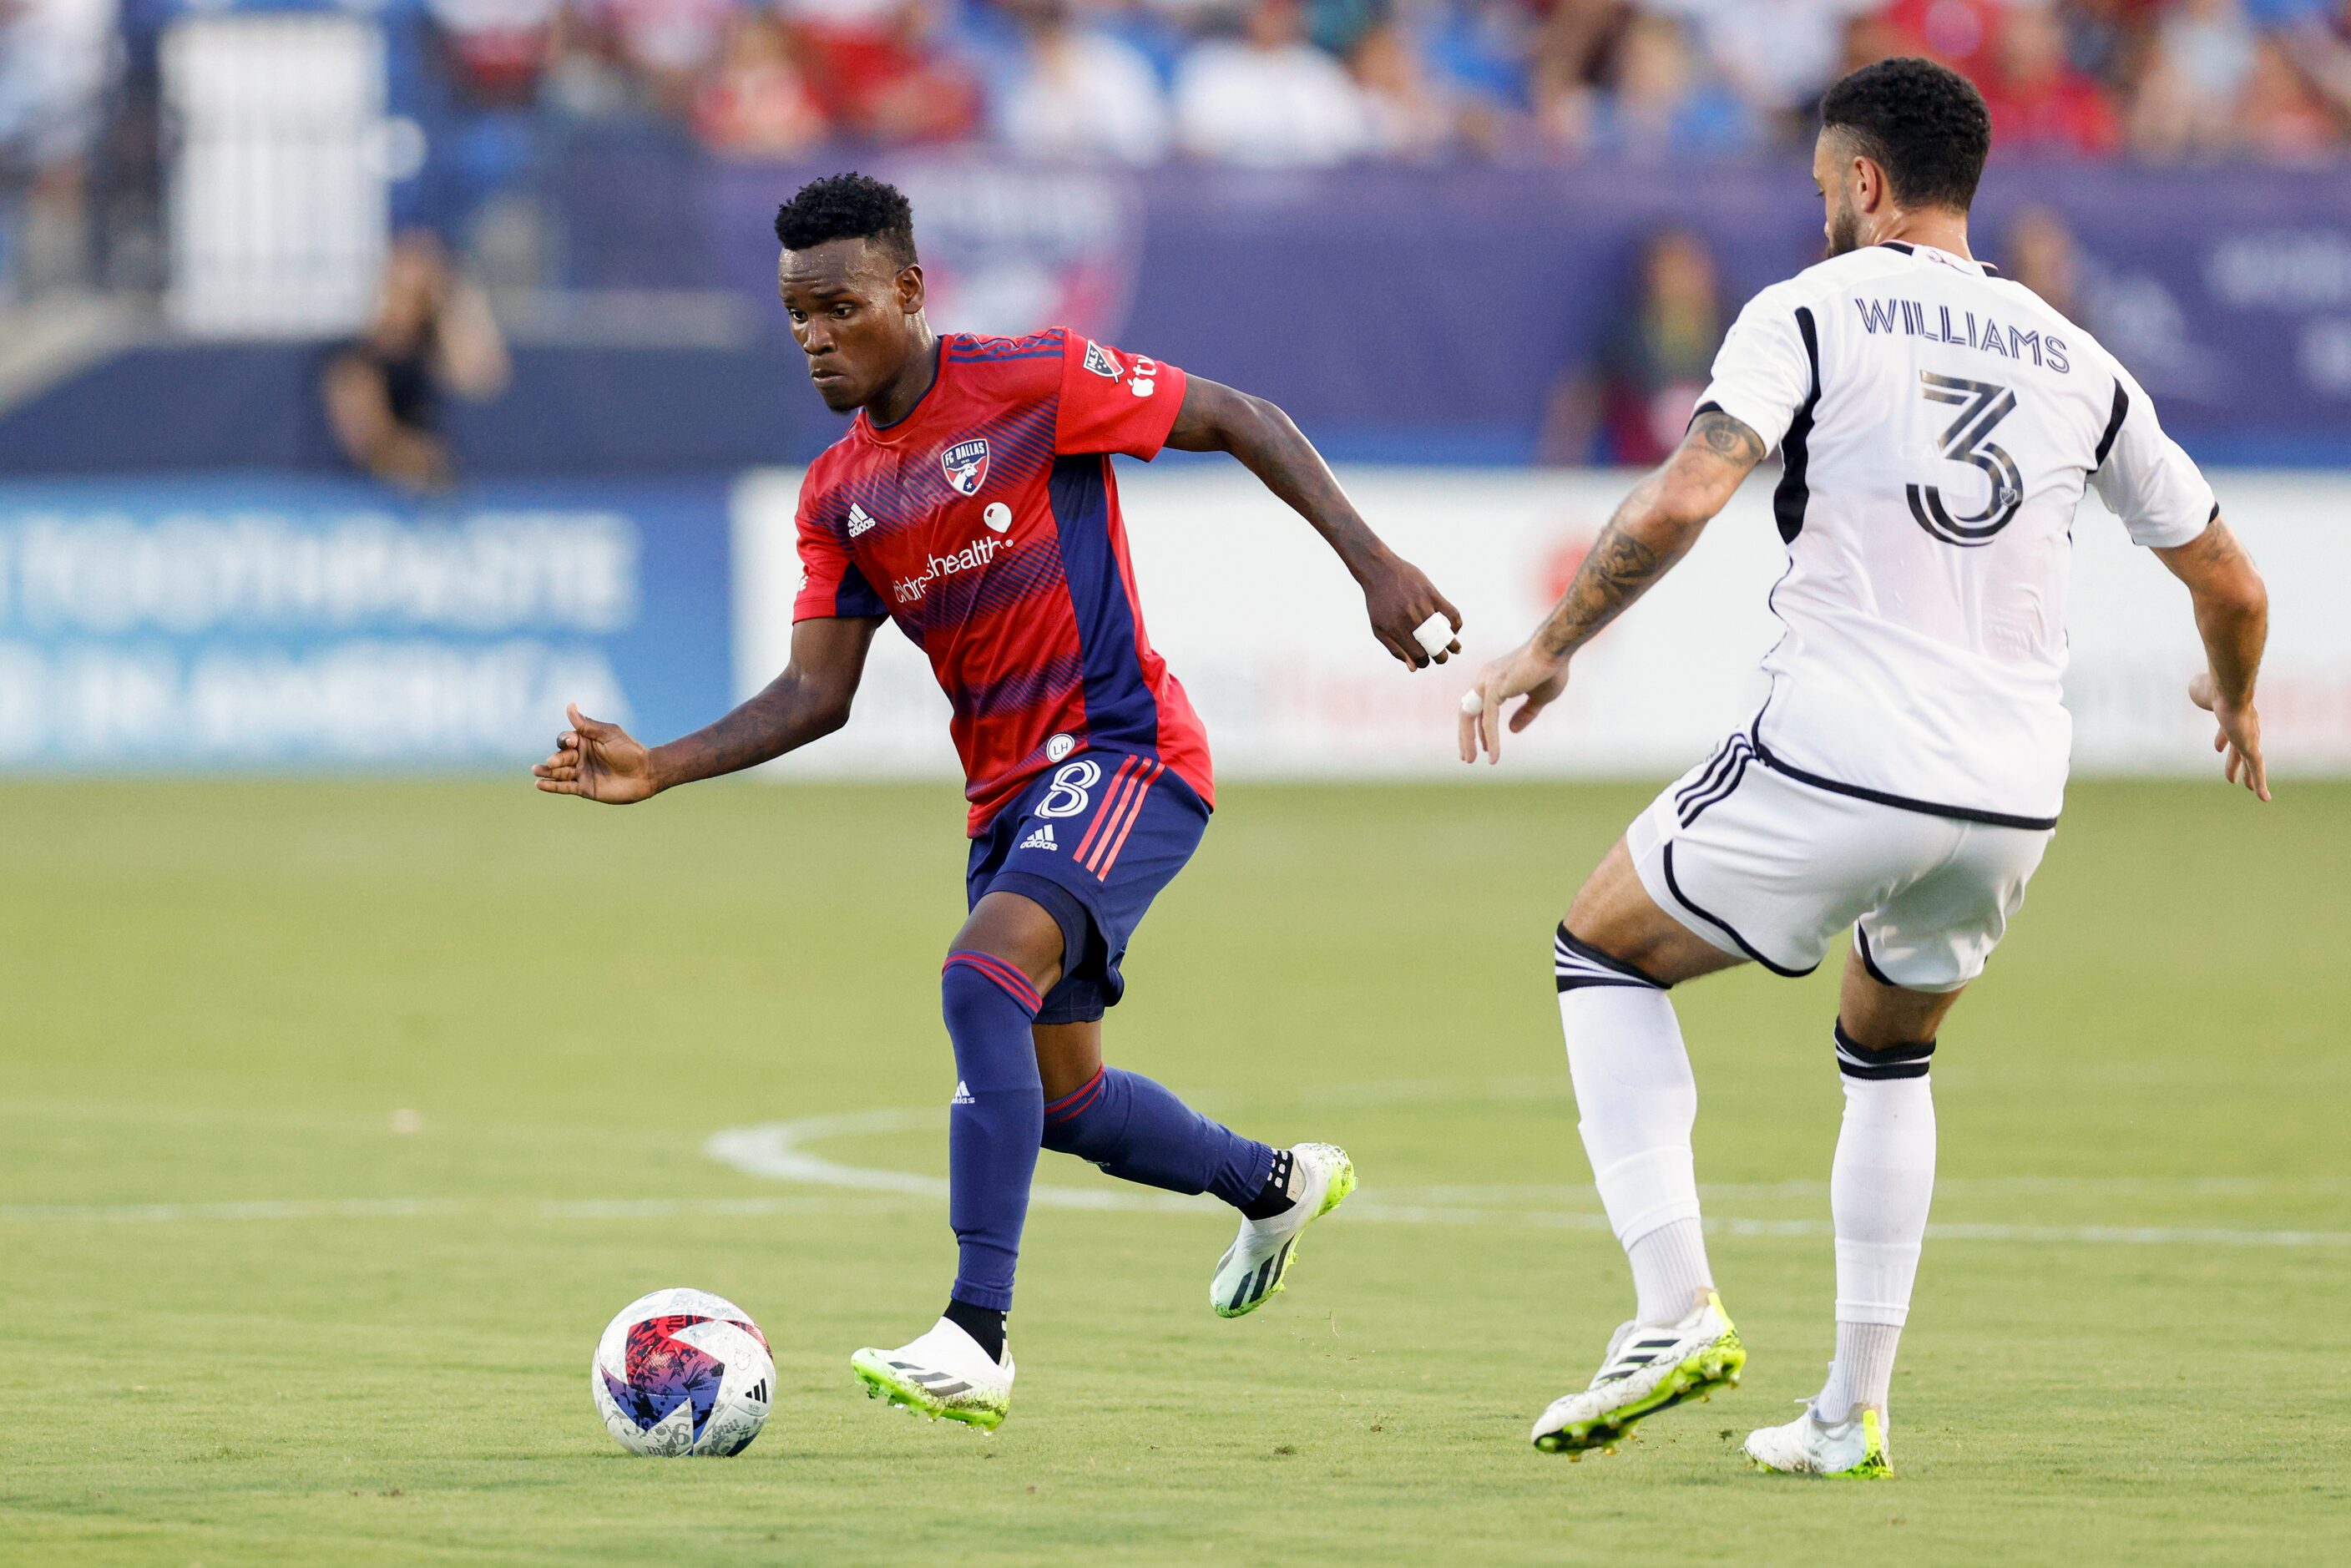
[1540, 227, 1725, 466]
[1880, 0, 2005, 80]
[693, 10, 828, 159]
[785, 0, 983, 146]
[1981, 3, 2121, 154]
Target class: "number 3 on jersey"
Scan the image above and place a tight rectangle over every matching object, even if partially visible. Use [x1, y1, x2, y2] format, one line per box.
[1906, 372, 2022, 549]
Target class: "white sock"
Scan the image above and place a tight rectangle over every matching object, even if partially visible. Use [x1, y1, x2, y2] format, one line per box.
[1625, 1217, 1713, 1325]
[1818, 1027, 1937, 1421]
[1818, 1323, 1902, 1424]
[1558, 972, 1712, 1325]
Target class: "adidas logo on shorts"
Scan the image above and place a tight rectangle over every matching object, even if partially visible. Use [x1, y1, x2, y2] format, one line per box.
[952, 1080, 974, 1105]
[1019, 824, 1057, 852]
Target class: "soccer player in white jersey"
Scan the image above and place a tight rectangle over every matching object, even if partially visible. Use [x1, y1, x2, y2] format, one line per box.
[1461, 57, 2271, 1478]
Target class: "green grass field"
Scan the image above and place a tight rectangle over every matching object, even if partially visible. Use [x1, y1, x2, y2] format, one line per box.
[2, 778, 2345, 1564]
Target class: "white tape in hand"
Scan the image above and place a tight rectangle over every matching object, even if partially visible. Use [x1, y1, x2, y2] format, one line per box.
[1459, 690, 1484, 716]
[1413, 614, 1454, 658]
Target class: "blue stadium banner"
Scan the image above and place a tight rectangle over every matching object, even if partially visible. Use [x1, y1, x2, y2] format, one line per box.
[0, 475, 731, 768]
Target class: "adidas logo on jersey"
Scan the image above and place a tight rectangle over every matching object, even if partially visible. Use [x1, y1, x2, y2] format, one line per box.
[847, 502, 877, 538]
[952, 1080, 974, 1105]
[1019, 824, 1058, 852]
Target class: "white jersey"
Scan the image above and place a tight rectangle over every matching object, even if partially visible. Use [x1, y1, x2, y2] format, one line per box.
[1698, 240, 2215, 828]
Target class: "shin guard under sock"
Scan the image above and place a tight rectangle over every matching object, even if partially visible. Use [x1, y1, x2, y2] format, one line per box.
[1040, 1065, 1276, 1211]
[1820, 1024, 1937, 1419]
[941, 951, 1046, 1313]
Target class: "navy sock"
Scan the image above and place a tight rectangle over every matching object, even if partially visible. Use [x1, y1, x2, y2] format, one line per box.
[1041, 1066, 1276, 1211]
[941, 952, 1045, 1313]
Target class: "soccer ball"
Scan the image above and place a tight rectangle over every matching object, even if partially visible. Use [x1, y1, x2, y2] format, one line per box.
[590, 1287, 775, 1456]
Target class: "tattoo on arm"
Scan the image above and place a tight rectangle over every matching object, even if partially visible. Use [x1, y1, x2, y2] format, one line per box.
[1534, 524, 1670, 659]
[1531, 411, 1763, 659]
[1690, 409, 1767, 467]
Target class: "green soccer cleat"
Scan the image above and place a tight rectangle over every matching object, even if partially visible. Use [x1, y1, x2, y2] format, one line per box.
[1744, 1404, 1893, 1479]
[1530, 1290, 1746, 1457]
[850, 1318, 1014, 1432]
[1211, 1142, 1356, 1318]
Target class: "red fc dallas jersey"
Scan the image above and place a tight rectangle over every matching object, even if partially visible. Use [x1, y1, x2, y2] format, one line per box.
[792, 328, 1213, 833]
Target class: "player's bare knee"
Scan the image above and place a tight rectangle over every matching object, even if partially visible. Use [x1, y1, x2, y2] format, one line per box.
[1561, 842, 1646, 949]
[949, 890, 1066, 989]
[1561, 839, 1739, 986]
[1031, 1020, 1102, 1104]
[1838, 950, 1964, 1049]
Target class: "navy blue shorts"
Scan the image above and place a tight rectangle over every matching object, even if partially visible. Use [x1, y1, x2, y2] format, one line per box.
[965, 751, 1210, 1024]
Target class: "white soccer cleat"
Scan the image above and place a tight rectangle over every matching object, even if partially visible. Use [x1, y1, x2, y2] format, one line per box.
[1744, 1402, 1893, 1479]
[1530, 1291, 1746, 1456]
[1211, 1141, 1357, 1318]
[849, 1318, 1014, 1431]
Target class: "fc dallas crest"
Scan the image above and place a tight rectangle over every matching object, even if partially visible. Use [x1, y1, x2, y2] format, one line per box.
[942, 438, 989, 497]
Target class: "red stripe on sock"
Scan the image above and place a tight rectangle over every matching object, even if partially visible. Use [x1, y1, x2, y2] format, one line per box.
[1069, 756, 1140, 865]
[944, 950, 1043, 1015]
[1092, 761, 1162, 880]
[1043, 1066, 1107, 1124]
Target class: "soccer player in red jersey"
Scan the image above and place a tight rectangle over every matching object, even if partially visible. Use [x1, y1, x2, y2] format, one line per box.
[534, 174, 1460, 1429]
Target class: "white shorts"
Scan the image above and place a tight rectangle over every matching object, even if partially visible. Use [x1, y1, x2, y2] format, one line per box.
[1628, 734, 2053, 992]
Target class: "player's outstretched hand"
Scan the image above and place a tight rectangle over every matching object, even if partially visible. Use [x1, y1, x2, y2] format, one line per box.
[533, 703, 660, 803]
[1358, 549, 1462, 669]
[2188, 674, 2270, 802]
[1458, 642, 1570, 766]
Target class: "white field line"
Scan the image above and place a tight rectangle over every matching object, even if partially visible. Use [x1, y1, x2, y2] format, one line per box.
[8, 1105, 2347, 1249]
[0, 1194, 937, 1225]
[698, 1112, 2351, 1250]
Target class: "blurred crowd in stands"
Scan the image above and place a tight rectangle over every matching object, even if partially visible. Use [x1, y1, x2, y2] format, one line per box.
[355, 0, 2351, 164]
[385, 0, 2351, 166]
[8, 1, 2351, 304]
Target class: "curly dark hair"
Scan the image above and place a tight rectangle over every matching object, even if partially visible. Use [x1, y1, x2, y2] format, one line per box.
[773, 173, 918, 267]
[1819, 58, 1993, 215]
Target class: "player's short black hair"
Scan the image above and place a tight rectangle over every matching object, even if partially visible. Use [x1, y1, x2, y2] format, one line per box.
[1819, 57, 1992, 215]
[773, 172, 918, 268]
